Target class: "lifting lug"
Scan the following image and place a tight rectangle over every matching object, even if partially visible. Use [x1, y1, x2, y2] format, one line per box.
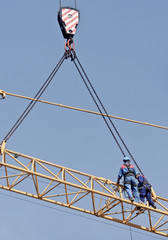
[65, 38, 75, 52]
[0, 89, 6, 99]
[0, 140, 6, 155]
[64, 38, 76, 59]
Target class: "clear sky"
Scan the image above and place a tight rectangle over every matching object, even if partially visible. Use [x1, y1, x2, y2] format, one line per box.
[0, 0, 168, 239]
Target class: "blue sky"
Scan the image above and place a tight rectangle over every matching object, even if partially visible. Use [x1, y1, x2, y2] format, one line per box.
[0, 1, 168, 239]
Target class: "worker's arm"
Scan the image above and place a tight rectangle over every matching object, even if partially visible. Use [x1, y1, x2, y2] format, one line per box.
[117, 178, 120, 184]
[117, 168, 122, 184]
[137, 175, 144, 186]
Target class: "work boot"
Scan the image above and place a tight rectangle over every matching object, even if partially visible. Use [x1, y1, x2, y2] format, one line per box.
[153, 205, 156, 209]
[137, 207, 141, 210]
[130, 198, 134, 202]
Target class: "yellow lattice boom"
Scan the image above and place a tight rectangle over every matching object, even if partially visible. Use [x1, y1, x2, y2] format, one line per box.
[0, 144, 168, 237]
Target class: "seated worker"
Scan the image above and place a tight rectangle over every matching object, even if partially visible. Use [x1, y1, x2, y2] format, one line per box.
[117, 157, 139, 202]
[136, 174, 156, 209]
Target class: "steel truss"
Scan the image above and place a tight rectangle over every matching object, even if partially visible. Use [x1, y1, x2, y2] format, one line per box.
[0, 146, 168, 237]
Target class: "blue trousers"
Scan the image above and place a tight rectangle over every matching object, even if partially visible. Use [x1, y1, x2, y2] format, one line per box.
[139, 186, 155, 207]
[124, 176, 139, 202]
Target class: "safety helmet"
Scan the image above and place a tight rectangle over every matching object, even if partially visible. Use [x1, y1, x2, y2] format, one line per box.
[123, 156, 130, 162]
[136, 173, 140, 178]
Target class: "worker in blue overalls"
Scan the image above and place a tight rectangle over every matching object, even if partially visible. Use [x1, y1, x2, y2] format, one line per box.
[117, 157, 139, 202]
[136, 174, 156, 209]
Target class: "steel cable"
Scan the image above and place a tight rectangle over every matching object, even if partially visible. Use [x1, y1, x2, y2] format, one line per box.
[1, 54, 66, 143]
[74, 53, 143, 175]
[72, 57, 126, 157]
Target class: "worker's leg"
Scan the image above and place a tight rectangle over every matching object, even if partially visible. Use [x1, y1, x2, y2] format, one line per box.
[131, 185, 140, 202]
[131, 177, 140, 202]
[146, 191, 156, 208]
[139, 187, 146, 203]
[124, 183, 133, 200]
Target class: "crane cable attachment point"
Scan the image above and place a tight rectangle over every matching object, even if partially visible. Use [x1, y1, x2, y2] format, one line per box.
[0, 140, 6, 155]
[0, 89, 6, 100]
[65, 39, 75, 51]
[64, 38, 76, 59]
[58, 2, 79, 58]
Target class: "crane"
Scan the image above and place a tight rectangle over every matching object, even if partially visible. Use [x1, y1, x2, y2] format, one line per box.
[0, 1, 168, 238]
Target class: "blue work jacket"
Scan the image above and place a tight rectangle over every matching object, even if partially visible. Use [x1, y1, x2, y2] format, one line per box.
[118, 164, 137, 180]
[137, 175, 151, 189]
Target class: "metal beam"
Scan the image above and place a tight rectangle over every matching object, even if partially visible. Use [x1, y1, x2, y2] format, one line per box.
[0, 147, 168, 237]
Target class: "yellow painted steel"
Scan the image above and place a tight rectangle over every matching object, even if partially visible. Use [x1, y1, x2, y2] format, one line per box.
[0, 146, 168, 237]
[2, 90, 168, 130]
[0, 141, 6, 155]
[0, 89, 6, 99]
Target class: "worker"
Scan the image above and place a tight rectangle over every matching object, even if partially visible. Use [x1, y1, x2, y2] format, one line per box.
[136, 174, 156, 209]
[117, 156, 139, 202]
